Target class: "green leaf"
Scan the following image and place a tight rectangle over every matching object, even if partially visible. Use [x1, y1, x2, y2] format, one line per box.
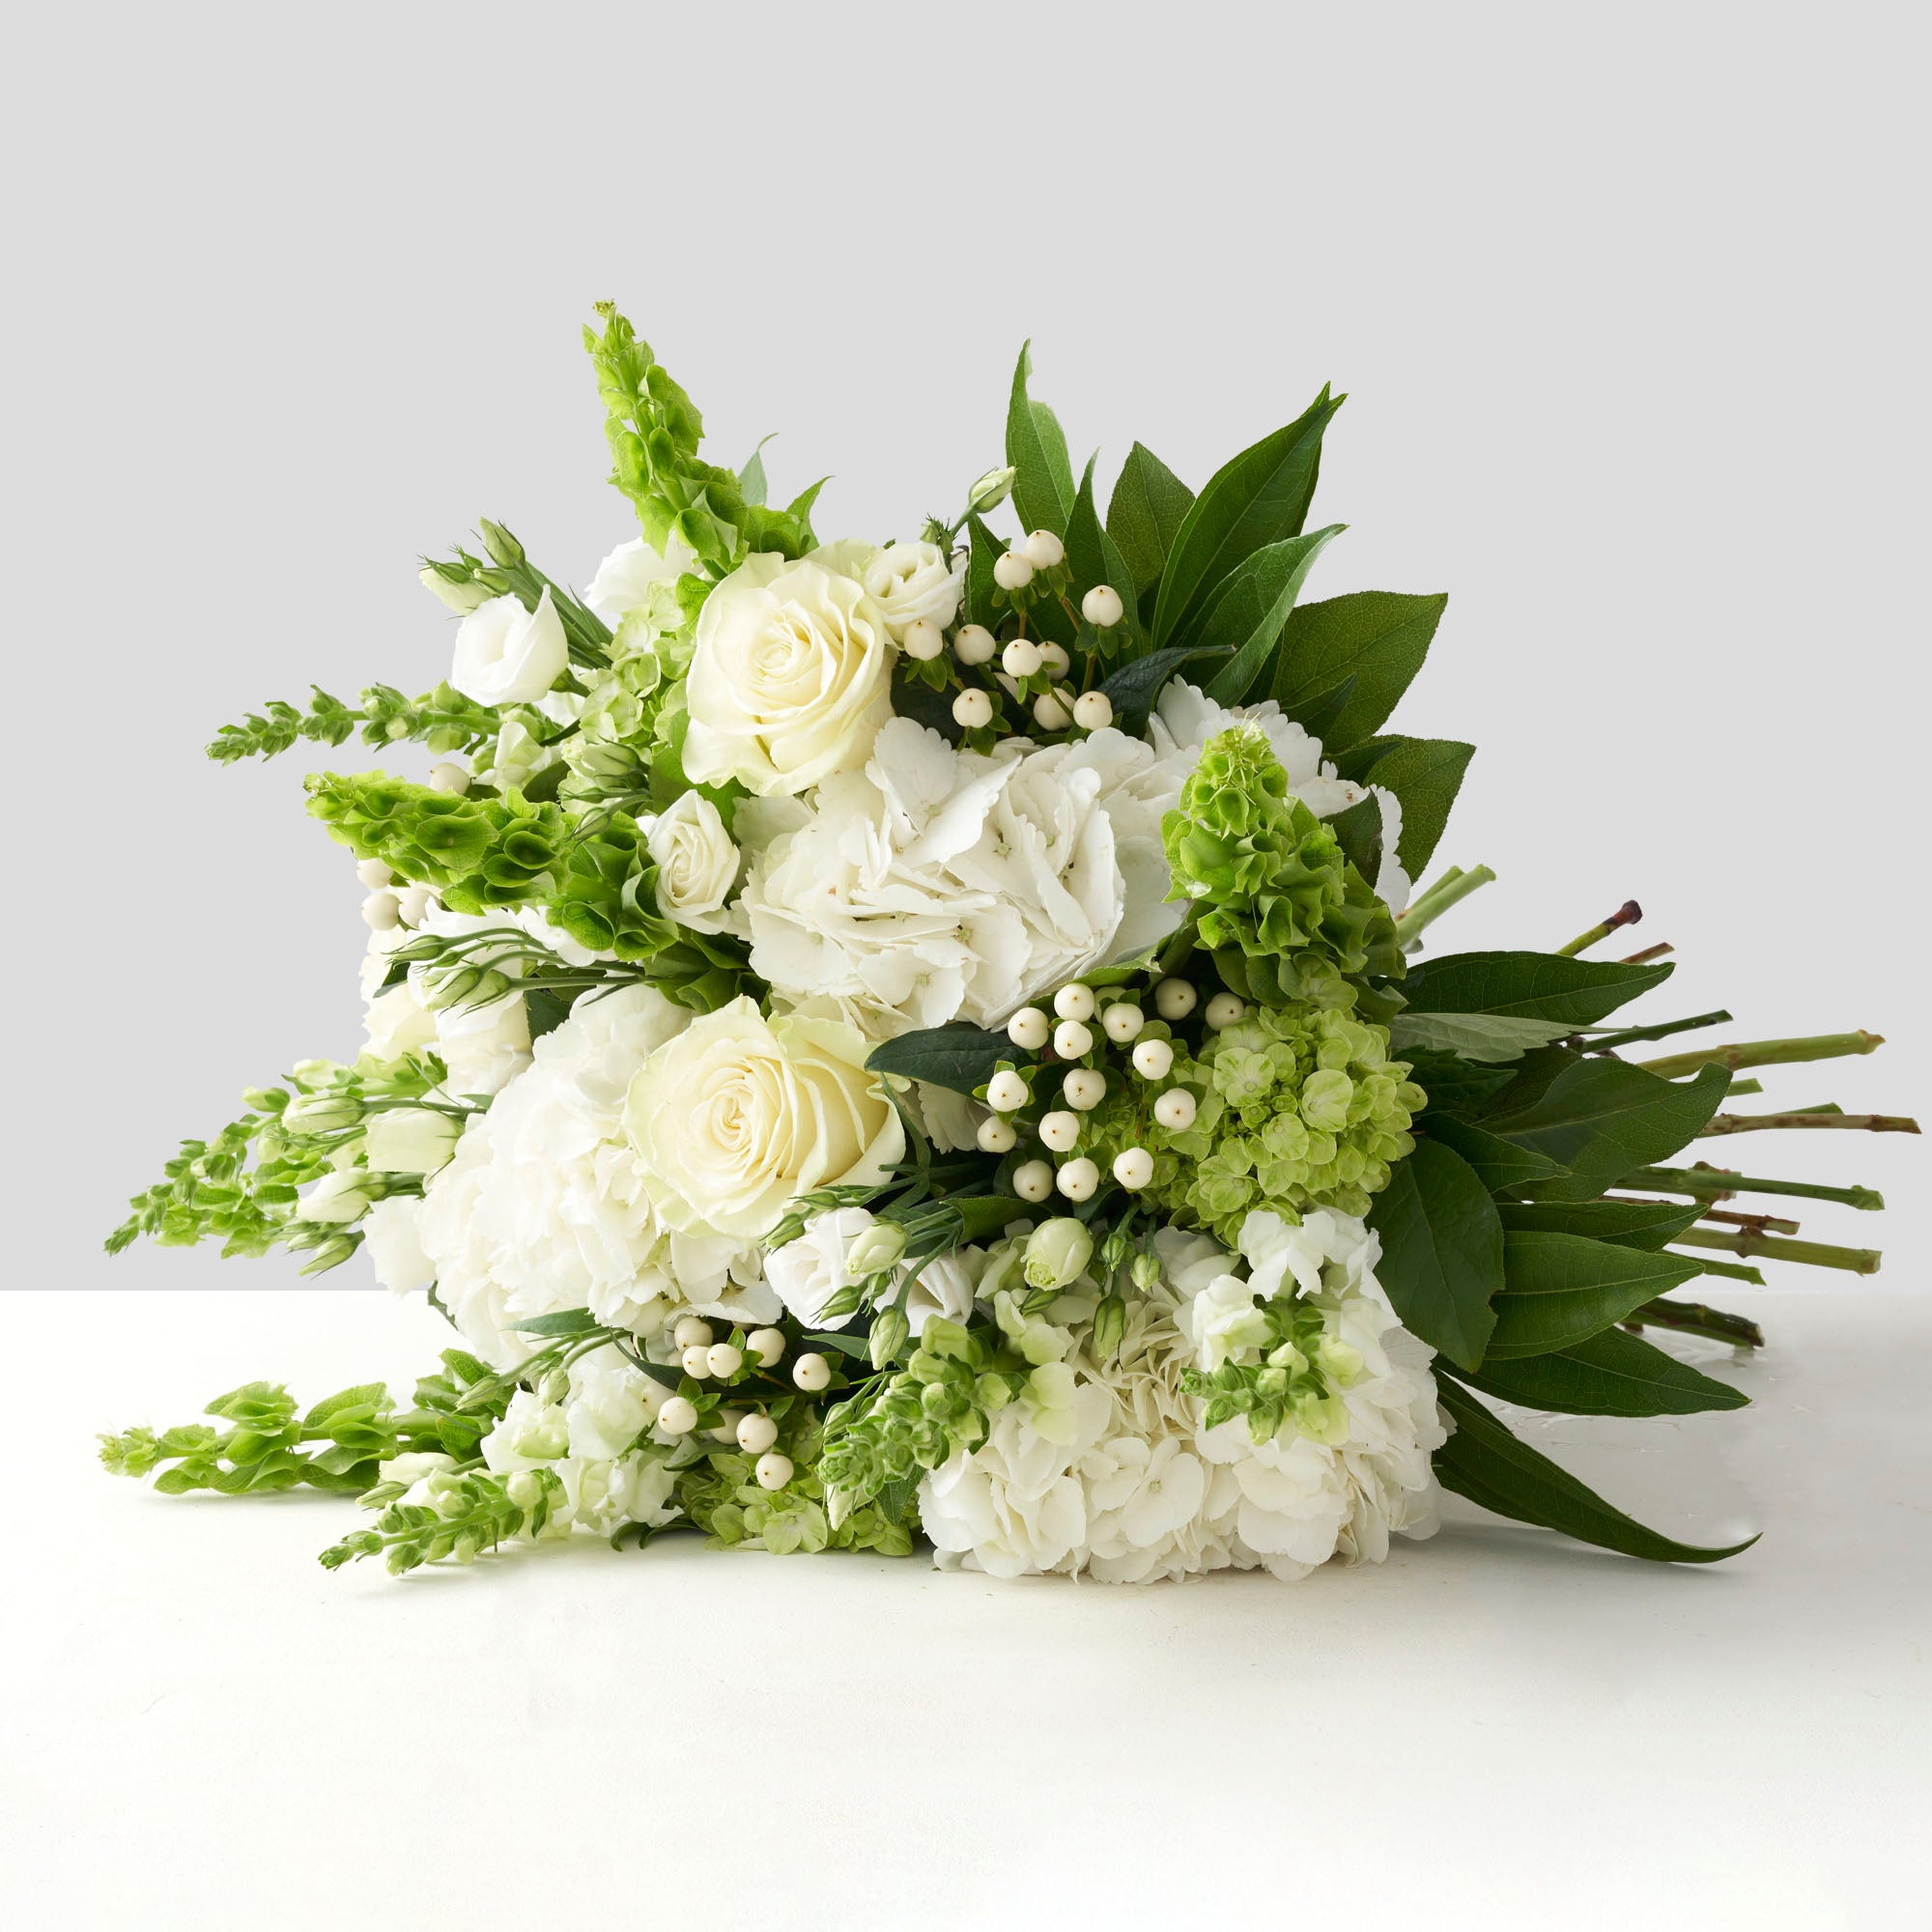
[1434, 1379, 1757, 1563]
[1402, 1049, 1516, 1119]
[1488, 1061, 1732, 1204]
[1365, 1140, 1503, 1371]
[525, 987, 573, 1042]
[1194, 526, 1344, 705]
[301, 1384, 390, 1431]
[1065, 455, 1141, 644]
[1266, 590, 1447, 739]
[867, 1023, 1010, 1096]
[952, 1195, 1026, 1244]
[1387, 1010, 1577, 1064]
[1331, 735, 1474, 876]
[1400, 951, 1674, 1026]
[505, 1309, 604, 1338]
[738, 436, 776, 507]
[1324, 792, 1383, 883]
[1151, 387, 1343, 648]
[1486, 1232, 1704, 1358]
[1497, 1198, 1706, 1251]
[964, 514, 1002, 629]
[804, 1329, 871, 1360]
[1096, 643, 1233, 725]
[1106, 442, 1195, 594]
[1006, 341, 1076, 535]
[1424, 1117, 1567, 1193]
[1453, 1326, 1748, 1417]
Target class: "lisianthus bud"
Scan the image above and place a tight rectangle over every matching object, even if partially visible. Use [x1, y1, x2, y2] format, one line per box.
[1022, 1217, 1094, 1292]
[1091, 1294, 1126, 1359]
[868, 1303, 911, 1370]
[298, 1170, 373, 1224]
[968, 466, 1018, 514]
[419, 563, 492, 614]
[362, 1107, 461, 1177]
[845, 1220, 908, 1278]
[282, 1092, 360, 1135]
[477, 520, 526, 569]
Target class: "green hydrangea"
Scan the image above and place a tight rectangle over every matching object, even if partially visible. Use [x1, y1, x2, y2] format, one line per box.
[680, 1414, 914, 1558]
[1162, 726, 1400, 987]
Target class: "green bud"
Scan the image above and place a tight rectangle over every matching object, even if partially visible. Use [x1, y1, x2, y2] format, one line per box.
[977, 1374, 1013, 1412]
[869, 1303, 911, 1370]
[1316, 1336, 1365, 1384]
[242, 1087, 285, 1113]
[968, 466, 1018, 515]
[282, 1093, 359, 1135]
[477, 520, 526, 569]
[845, 1220, 909, 1279]
[1091, 1294, 1126, 1359]
[1022, 1217, 1094, 1293]
[418, 562, 492, 614]
[1130, 1251, 1163, 1291]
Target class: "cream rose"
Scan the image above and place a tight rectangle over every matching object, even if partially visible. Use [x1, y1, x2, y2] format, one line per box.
[622, 996, 904, 1239]
[450, 586, 569, 706]
[642, 791, 741, 933]
[863, 540, 965, 641]
[681, 542, 895, 796]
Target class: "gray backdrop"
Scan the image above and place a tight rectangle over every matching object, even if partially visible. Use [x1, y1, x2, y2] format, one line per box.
[9, 3, 1923, 1294]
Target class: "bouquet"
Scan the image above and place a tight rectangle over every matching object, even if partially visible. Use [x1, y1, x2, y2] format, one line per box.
[102, 307, 1915, 1583]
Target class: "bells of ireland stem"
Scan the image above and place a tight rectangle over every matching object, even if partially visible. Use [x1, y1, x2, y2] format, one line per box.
[1022, 1217, 1094, 1293]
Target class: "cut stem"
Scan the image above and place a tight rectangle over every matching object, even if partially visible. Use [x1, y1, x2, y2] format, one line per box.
[1670, 1252, 1769, 1285]
[1702, 1207, 1801, 1236]
[1583, 1009, 1731, 1055]
[1555, 899, 1641, 956]
[1627, 1165, 1884, 1211]
[1698, 1111, 1920, 1138]
[1641, 1029, 1885, 1079]
[1674, 1228, 1882, 1275]
[1396, 865, 1495, 948]
[1627, 1297, 1764, 1349]
[1621, 941, 1673, 964]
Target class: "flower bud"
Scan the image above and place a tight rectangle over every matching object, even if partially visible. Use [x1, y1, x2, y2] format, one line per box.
[299, 1169, 372, 1224]
[1130, 1251, 1163, 1291]
[845, 1220, 908, 1278]
[1091, 1294, 1126, 1359]
[968, 466, 1018, 514]
[869, 1304, 911, 1370]
[362, 1107, 461, 1176]
[477, 519, 526, 569]
[419, 564, 492, 615]
[282, 1093, 360, 1135]
[1022, 1217, 1094, 1292]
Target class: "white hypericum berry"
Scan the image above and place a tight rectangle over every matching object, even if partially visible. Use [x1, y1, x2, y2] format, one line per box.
[1022, 529, 1065, 570]
[792, 1352, 832, 1393]
[736, 1413, 779, 1456]
[977, 1115, 1018, 1153]
[1053, 1019, 1094, 1060]
[1205, 992, 1246, 1030]
[657, 1396, 699, 1436]
[1033, 693, 1071, 731]
[1081, 583, 1124, 628]
[993, 551, 1035, 591]
[1071, 691, 1114, 731]
[681, 1345, 712, 1378]
[1037, 1110, 1081, 1151]
[755, 1453, 795, 1492]
[355, 858, 393, 890]
[1102, 1003, 1145, 1043]
[427, 762, 470, 795]
[1154, 1089, 1198, 1130]
[1063, 1068, 1107, 1111]
[749, 1328, 785, 1368]
[1012, 1159, 1055, 1202]
[952, 689, 994, 729]
[361, 891, 401, 931]
[1038, 641, 1071, 680]
[1008, 1007, 1051, 1050]
[985, 1068, 1030, 1113]
[1132, 1037, 1175, 1080]
[903, 617, 945, 661]
[954, 623, 998, 666]
[1055, 1156, 1099, 1202]
[1112, 1147, 1154, 1190]
[706, 1343, 744, 1379]
[673, 1315, 714, 1350]
[1154, 978, 1198, 1020]
[1054, 982, 1096, 1022]
[1003, 639, 1042, 678]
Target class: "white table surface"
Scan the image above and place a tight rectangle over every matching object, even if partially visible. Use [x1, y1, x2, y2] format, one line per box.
[5, 1287, 1925, 1930]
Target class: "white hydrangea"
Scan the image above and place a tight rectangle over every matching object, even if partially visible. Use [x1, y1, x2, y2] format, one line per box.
[413, 983, 779, 1366]
[738, 716, 1188, 1037]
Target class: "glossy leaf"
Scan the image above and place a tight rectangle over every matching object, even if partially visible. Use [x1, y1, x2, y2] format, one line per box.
[1485, 1232, 1704, 1358]
[1332, 735, 1474, 875]
[1194, 526, 1344, 704]
[1106, 441, 1195, 593]
[1266, 590, 1446, 739]
[1424, 1117, 1567, 1193]
[1097, 643, 1233, 725]
[1497, 1198, 1705, 1251]
[1453, 1327, 1747, 1416]
[1325, 792, 1383, 883]
[867, 1022, 1010, 1096]
[1365, 1139, 1503, 1370]
[1403, 1049, 1516, 1119]
[1401, 950, 1674, 1026]
[506, 1309, 603, 1338]
[1065, 454, 1141, 646]
[1006, 341, 1075, 535]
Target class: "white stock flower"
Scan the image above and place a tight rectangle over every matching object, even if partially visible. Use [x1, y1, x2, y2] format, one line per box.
[862, 540, 965, 641]
[450, 587, 569, 707]
[622, 996, 904, 1240]
[361, 1195, 435, 1293]
[415, 983, 776, 1367]
[565, 1349, 659, 1461]
[362, 982, 438, 1061]
[763, 1206, 876, 1329]
[740, 717, 1187, 1037]
[584, 533, 698, 620]
[682, 541, 895, 796]
[642, 790, 741, 933]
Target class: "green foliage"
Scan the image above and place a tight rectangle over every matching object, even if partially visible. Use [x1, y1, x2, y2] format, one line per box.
[206, 682, 504, 766]
[1194, 526, 1344, 705]
[1454, 1327, 1748, 1418]
[1399, 950, 1675, 1027]
[1332, 735, 1474, 875]
[1065, 454, 1143, 657]
[1106, 442, 1195, 597]
[681, 1412, 914, 1558]
[321, 1466, 564, 1575]
[1366, 1138, 1504, 1371]
[1006, 341, 1077, 536]
[1180, 1291, 1359, 1445]
[1496, 1198, 1705, 1250]
[1422, 1116, 1567, 1193]
[1266, 590, 1446, 739]
[867, 1021, 1012, 1096]
[1386, 1010, 1577, 1064]
[1484, 1232, 1704, 1359]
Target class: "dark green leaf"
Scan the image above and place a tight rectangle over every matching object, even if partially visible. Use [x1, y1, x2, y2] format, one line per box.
[1425, 1117, 1567, 1193]
[1264, 590, 1446, 737]
[867, 1023, 1010, 1096]
[1065, 454, 1140, 645]
[1006, 341, 1075, 535]
[525, 987, 573, 1041]
[1151, 387, 1343, 647]
[1401, 951, 1674, 1026]
[952, 1195, 1026, 1244]
[1331, 735, 1474, 876]
[1365, 1140, 1503, 1370]
[1435, 1379, 1757, 1563]
[1282, 673, 1357, 747]
[803, 1330, 871, 1360]
[1403, 1049, 1517, 1118]
[1106, 442, 1194, 594]
[505, 1309, 604, 1338]
[889, 665, 963, 744]
[1325, 792, 1383, 882]
[876, 1475, 918, 1524]
[1489, 1062, 1732, 1204]
[1497, 1199, 1706, 1251]
[1097, 643, 1233, 725]
[1453, 1326, 1747, 1416]
[964, 514, 1001, 629]
[1195, 526, 1344, 704]
[1486, 1233, 1703, 1358]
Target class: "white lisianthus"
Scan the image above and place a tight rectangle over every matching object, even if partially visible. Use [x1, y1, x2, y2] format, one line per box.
[622, 996, 904, 1240]
[764, 1206, 876, 1330]
[584, 533, 698, 620]
[641, 790, 741, 933]
[450, 586, 569, 707]
[361, 1195, 435, 1293]
[681, 542, 895, 797]
[298, 1170, 371, 1224]
[740, 717, 1187, 1037]
[862, 540, 965, 641]
[361, 1107, 461, 1177]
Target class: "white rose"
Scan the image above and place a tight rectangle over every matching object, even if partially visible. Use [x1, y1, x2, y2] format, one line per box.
[361, 1195, 435, 1294]
[763, 1206, 876, 1330]
[450, 586, 569, 707]
[862, 540, 965, 641]
[642, 791, 741, 933]
[584, 534, 698, 620]
[362, 1107, 461, 1177]
[622, 996, 905, 1240]
[682, 542, 895, 796]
